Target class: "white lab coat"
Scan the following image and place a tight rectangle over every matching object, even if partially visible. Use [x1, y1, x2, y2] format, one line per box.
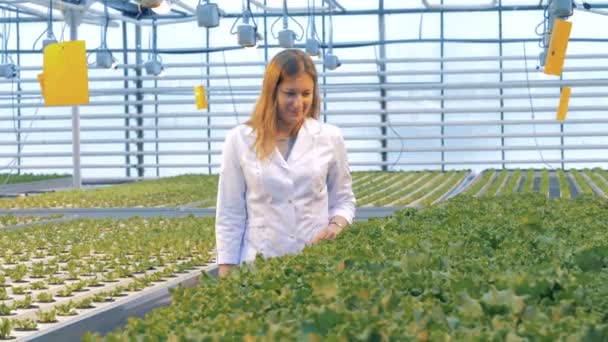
[215, 118, 356, 265]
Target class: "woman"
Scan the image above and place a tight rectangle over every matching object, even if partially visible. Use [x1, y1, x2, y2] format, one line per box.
[215, 49, 356, 278]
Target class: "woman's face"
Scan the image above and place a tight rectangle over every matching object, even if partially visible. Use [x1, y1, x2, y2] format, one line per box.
[275, 73, 314, 133]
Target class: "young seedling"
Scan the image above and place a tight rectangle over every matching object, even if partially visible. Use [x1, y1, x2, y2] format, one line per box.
[0, 318, 11, 339]
[70, 280, 89, 293]
[36, 292, 55, 303]
[125, 281, 144, 292]
[55, 301, 77, 316]
[36, 309, 57, 323]
[47, 275, 65, 286]
[91, 292, 113, 303]
[13, 294, 36, 309]
[75, 298, 94, 310]
[148, 272, 164, 283]
[85, 277, 102, 288]
[2, 254, 16, 265]
[109, 286, 126, 297]
[54, 286, 73, 298]
[6, 264, 28, 283]
[45, 259, 60, 275]
[33, 249, 46, 259]
[29, 281, 48, 290]
[102, 272, 118, 283]
[30, 262, 46, 279]
[12, 318, 38, 331]
[0, 303, 13, 316]
[10, 286, 27, 295]
[0, 288, 9, 301]
[17, 253, 30, 262]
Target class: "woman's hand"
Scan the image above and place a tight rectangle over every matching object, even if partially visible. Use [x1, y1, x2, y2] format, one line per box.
[218, 264, 235, 278]
[311, 224, 343, 245]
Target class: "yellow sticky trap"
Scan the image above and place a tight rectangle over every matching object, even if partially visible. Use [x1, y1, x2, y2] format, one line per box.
[194, 85, 208, 110]
[37, 73, 45, 98]
[556, 87, 571, 122]
[544, 19, 572, 76]
[41, 40, 89, 106]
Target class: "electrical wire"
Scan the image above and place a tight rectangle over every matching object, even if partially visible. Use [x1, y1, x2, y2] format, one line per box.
[60, 21, 67, 42]
[535, 0, 554, 48]
[372, 45, 404, 172]
[32, 28, 48, 50]
[221, 49, 240, 125]
[305, 0, 312, 39]
[0, 10, 18, 185]
[230, 0, 258, 35]
[32, 0, 59, 50]
[1, 77, 43, 185]
[309, 0, 322, 42]
[269, 1, 305, 41]
[523, 41, 555, 169]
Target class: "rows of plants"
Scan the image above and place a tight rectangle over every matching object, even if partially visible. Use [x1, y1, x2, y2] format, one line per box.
[0, 173, 70, 185]
[539, 169, 549, 197]
[461, 169, 495, 197]
[556, 169, 571, 199]
[501, 169, 522, 196]
[417, 171, 468, 206]
[354, 171, 469, 207]
[461, 168, 608, 199]
[353, 172, 411, 201]
[571, 170, 593, 196]
[584, 169, 608, 196]
[0, 214, 63, 229]
[520, 169, 535, 194]
[359, 172, 436, 206]
[2, 169, 604, 212]
[0, 216, 215, 339]
[0, 174, 219, 209]
[89, 194, 608, 340]
[480, 169, 509, 198]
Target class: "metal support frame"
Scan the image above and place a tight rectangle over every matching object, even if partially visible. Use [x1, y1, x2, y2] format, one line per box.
[263, 0, 269, 63]
[378, 0, 388, 171]
[440, 0, 445, 171]
[3, 4, 608, 177]
[560, 73, 565, 170]
[154, 81, 159, 177]
[134, 25, 144, 178]
[206, 18, 211, 175]
[122, 21, 131, 177]
[69, 11, 82, 189]
[499, 0, 505, 169]
[16, 9, 22, 174]
[322, 2, 328, 124]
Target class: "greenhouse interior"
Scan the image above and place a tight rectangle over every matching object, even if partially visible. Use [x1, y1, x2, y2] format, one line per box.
[0, 0, 608, 340]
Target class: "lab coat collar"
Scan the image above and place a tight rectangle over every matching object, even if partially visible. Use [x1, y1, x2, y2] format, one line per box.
[285, 117, 321, 164]
[242, 118, 321, 167]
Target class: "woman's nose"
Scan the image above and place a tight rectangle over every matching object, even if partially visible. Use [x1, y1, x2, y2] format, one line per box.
[291, 95, 303, 108]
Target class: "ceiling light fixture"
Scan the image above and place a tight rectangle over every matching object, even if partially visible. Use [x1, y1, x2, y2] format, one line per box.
[197, 0, 222, 28]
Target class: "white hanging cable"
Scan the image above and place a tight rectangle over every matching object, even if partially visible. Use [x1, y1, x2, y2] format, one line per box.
[270, 0, 304, 43]
[523, 41, 555, 169]
[373, 45, 404, 171]
[323, 2, 340, 69]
